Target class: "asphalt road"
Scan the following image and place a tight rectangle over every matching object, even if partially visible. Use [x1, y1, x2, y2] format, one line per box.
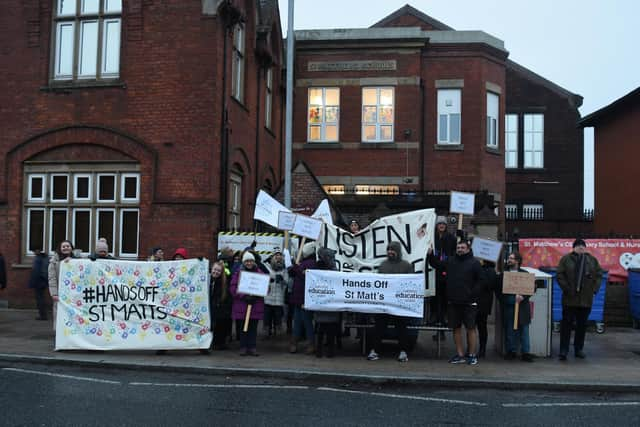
[2, 362, 640, 426]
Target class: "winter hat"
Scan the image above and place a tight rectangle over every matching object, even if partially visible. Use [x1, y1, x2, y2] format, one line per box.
[302, 242, 316, 259]
[573, 239, 587, 248]
[172, 247, 188, 259]
[272, 247, 282, 255]
[242, 251, 255, 262]
[436, 216, 448, 225]
[95, 238, 109, 253]
[387, 241, 402, 256]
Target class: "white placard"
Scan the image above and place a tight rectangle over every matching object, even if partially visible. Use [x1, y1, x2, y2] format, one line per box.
[217, 232, 286, 255]
[471, 237, 504, 263]
[237, 271, 270, 297]
[450, 191, 475, 215]
[277, 211, 296, 231]
[292, 214, 323, 240]
[305, 269, 425, 318]
[312, 199, 334, 225]
[253, 190, 291, 228]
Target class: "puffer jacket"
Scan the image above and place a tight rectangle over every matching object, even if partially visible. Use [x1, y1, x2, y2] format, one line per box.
[429, 251, 485, 304]
[557, 251, 604, 308]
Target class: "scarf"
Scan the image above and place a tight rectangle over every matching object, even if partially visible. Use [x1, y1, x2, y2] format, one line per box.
[575, 253, 586, 292]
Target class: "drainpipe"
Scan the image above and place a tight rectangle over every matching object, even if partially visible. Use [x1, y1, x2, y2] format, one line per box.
[420, 77, 425, 193]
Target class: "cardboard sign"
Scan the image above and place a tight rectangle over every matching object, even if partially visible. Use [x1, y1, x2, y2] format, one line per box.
[237, 271, 270, 297]
[277, 211, 296, 231]
[449, 191, 475, 215]
[292, 214, 323, 240]
[471, 237, 504, 263]
[502, 271, 536, 296]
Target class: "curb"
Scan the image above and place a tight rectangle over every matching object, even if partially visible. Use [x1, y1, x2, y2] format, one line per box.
[2, 353, 639, 393]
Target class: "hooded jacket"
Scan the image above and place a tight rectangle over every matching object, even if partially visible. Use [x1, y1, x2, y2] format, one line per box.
[429, 250, 485, 304]
[378, 242, 414, 274]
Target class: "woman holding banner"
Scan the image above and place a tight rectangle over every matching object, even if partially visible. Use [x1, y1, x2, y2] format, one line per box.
[229, 252, 265, 356]
[48, 240, 75, 330]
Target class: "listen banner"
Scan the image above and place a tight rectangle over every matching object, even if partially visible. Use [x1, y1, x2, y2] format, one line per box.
[55, 258, 212, 351]
[304, 269, 425, 318]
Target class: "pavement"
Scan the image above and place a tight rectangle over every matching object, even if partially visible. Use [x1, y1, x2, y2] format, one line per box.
[2, 308, 640, 392]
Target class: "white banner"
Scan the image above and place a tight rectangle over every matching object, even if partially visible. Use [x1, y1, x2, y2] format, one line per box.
[55, 259, 212, 351]
[312, 199, 334, 225]
[318, 208, 436, 296]
[217, 232, 286, 255]
[253, 190, 291, 227]
[305, 270, 425, 318]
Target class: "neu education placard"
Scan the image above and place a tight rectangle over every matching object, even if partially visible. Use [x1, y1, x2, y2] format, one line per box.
[55, 258, 212, 351]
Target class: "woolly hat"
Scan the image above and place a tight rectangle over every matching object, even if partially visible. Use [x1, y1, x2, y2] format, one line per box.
[172, 247, 188, 259]
[573, 239, 586, 248]
[272, 247, 282, 255]
[242, 251, 255, 262]
[95, 238, 109, 253]
[302, 242, 316, 259]
[436, 216, 448, 225]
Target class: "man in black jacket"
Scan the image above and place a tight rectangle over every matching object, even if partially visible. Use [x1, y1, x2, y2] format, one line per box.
[429, 240, 485, 365]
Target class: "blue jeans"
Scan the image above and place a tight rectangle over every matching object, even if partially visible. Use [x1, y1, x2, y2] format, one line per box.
[293, 306, 314, 341]
[503, 303, 530, 354]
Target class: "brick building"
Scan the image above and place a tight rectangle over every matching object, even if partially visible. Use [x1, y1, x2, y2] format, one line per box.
[580, 87, 640, 236]
[0, 0, 284, 306]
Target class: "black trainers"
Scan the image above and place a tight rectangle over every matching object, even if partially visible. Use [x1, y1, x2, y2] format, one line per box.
[575, 350, 586, 359]
[559, 353, 567, 361]
[521, 353, 534, 362]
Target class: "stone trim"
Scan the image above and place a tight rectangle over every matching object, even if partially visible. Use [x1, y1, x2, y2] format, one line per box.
[435, 79, 464, 88]
[486, 81, 502, 94]
[296, 77, 420, 87]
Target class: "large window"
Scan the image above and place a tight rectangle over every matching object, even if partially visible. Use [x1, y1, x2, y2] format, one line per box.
[228, 172, 242, 230]
[24, 167, 139, 258]
[265, 67, 273, 130]
[231, 23, 245, 102]
[524, 113, 544, 168]
[362, 87, 394, 143]
[52, 0, 122, 81]
[505, 114, 518, 168]
[486, 93, 499, 148]
[308, 88, 340, 142]
[437, 89, 461, 144]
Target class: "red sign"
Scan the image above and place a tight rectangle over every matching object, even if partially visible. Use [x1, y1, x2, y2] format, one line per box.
[518, 239, 640, 282]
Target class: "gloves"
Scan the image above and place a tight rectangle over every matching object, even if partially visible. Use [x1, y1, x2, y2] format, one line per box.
[244, 295, 258, 305]
[455, 229, 466, 240]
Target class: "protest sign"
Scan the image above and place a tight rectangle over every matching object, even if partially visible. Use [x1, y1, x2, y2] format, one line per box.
[237, 271, 270, 297]
[292, 214, 323, 240]
[312, 199, 334, 225]
[502, 271, 536, 296]
[217, 232, 285, 255]
[55, 258, 211, 351]
[449, 191, 475, 215]
[277, 211, 296, 231]
[253, 190, 291, 228]
[318, 208, 436, 296]
[471, 237, 503, 263]
[305, 269, 425, 318]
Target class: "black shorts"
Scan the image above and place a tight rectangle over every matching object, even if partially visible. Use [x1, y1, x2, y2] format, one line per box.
[448, 303, 478, 329]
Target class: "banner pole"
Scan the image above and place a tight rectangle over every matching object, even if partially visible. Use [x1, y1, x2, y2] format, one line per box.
[243, 305, 252, 332]
[295, 237, 307, 264]
[457, 213, 464, 242]
[283, 231, 289, 250]
[513, 301, 520, 330]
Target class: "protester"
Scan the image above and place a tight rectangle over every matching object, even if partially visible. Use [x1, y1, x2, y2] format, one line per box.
[48, 240, 75, 330]
[288, 242, 317, 354]
[349, 219, 361, 234]
[429, 216, 457, 342]
[229, 251, 265, 356]
[500, 252, 534, 362]
[89, 238, 114, 260]
[148, 247, 164, 261]
[429, 240, 485, 365]
[477, 259, 499, 358]
[314, 248, 340, 358]
[556, 239, 604, 361]
[28, 249, 49, 321]
[367, 241, 415, 363]
[172, 247, 188, 260]
[263, 248, 289, 337]
[343, 219, 363, 339]
[210, 260, 232, 350]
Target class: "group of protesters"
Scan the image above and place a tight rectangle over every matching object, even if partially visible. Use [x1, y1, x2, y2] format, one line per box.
[39, 214, 603, 364]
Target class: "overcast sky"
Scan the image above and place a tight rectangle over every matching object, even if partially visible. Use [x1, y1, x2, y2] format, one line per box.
[279, 0, 640, 209]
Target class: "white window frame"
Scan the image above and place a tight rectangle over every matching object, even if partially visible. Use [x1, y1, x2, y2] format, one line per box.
[361, 87, 394, 143]
[308, 87, 340, 142]
[72, 208, 93, 255]
[505, 204, 518, 220]
[228, 173, 242, 231]
[97, 173, 117, 203]
[50, 174, 70, 203]
[26, 208, 46, 255]
[120, 173, 140, 203]
[265, 67, 273, 130]
[522, 204, 544, 220]
[524, 113, 544, 168]
[73, 173, 93, 201]
[119, 208, 140, 258]
[28, 174, 46, 202]
[49, 208, 69, 253]
[96, 208, 116, 249]
[505, 114, 519, 168]
[437, 89, 462, 144]
[52, 0, 122, 81]
[231, 23, 245, 102]
[486, 92, 499, 148]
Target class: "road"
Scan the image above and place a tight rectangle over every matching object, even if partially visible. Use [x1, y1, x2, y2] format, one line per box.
[2, 362, 640, 426]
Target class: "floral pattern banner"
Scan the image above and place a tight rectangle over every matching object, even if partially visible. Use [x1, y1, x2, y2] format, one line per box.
[55, 258, 212, 351]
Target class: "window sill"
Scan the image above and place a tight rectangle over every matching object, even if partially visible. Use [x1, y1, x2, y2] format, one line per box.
[485, 146, 501, 155]
[434, 144, 464, 151]
[359, 141, 396, 148]
[304, 142, 342, 149]
[41, 80, 127, 92]
[264, 127, 276, 138]
[506, 168, 548, 173]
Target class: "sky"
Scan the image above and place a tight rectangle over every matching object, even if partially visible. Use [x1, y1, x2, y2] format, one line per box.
[278, 0, 640, 210]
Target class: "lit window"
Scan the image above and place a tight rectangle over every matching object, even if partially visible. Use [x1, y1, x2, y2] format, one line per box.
[52, 0, 122, 81]
[265, 68, 273, 130]
[231, 23, 245, 102]
[362, 87, 394, 143]
[308, 88, 340, 142]
[323, 185, 345, 195]
[522, 204, 544, 220]
[437, 89, 461, 144]
[524, 114, 544, 168]
[354, 185, 399, 195]
[486, 93, 499, 148]
[505, 114, 518, 168]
